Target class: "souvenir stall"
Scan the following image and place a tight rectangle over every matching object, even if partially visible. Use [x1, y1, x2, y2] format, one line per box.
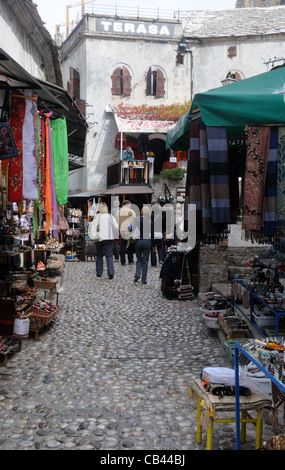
[166, 65, 285, 449]
[0, 75, 74, 353]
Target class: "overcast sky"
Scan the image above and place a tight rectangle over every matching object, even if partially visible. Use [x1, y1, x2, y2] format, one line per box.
[35, 0, 236, 36]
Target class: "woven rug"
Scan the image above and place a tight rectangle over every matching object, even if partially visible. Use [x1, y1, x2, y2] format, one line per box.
[242, 126, 270, 239]
[187, 121, 202, 236]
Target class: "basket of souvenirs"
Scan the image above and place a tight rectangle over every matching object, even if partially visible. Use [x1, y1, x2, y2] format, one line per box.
[27, 300, 59, 330]
[33, 277, 58, 290]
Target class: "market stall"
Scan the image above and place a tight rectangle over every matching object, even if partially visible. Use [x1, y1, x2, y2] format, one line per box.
[166, 66, 285, 448]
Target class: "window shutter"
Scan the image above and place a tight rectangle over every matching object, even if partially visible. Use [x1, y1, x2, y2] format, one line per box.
[146, 67, 152, 96]
[111, 68, 122, 95]
[69, 67, 80, 100]
[122, 67, 132, 96]
[156, 69, 165, 98]
[75, 98, 86, 118]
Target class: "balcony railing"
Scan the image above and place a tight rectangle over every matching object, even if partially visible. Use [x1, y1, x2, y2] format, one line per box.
[107, 160, 150, 188]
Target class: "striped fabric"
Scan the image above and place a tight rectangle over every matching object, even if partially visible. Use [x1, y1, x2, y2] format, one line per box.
[276, 127, 285, 235]
[206, 126, 231, 225]
[263, 127, 278, 236]
[187, 121, 202, 236]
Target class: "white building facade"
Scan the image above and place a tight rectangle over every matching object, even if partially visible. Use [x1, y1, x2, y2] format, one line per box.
[58, 6, 285, 196]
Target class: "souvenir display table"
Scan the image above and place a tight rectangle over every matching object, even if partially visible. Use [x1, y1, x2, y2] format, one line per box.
[234, 338, 285, 450]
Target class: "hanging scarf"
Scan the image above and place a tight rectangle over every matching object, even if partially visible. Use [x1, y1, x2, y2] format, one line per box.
[186, 121, 202, 237]
[33, 115, 43, 236]
[276, 127, 285, 235]
[263, 127, 278, 236]
[199, 123, 215, 235]
[22, 93, 38, 200]
[8, 93, 26, 202]
[40, 114, 46, 203]
[242, 126, 270, 238]
[45, 115, 52, 235]
[45, 114, 59, 238]
[50, 117, 69, 205]
[206, 126, 231, 225]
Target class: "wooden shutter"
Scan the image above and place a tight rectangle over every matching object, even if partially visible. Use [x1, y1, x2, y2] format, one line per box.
[146, 67, 152, 96]
[156, 69, 165, 98]
[69, 67, 80, 100]
[122, 67, 132, 97]
[111, 68, 122, 95]
[75, 98, 86, 118]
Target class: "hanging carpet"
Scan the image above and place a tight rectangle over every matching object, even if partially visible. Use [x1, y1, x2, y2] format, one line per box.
[50, 117, 69, 206]
[242, 126, 271, 240]
[263, 127, 278, 237]
[276, 127, 285, 235]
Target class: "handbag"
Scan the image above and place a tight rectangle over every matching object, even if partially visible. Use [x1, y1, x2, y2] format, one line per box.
[158, 183, 173, 204]
[0, 85, 18, 160]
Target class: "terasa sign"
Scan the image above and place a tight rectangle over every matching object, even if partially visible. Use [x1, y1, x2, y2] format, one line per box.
[96, 19, 175, 37]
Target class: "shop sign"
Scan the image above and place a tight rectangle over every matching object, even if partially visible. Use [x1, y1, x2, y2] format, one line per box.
[96, 19, 174, 37]
[122, 161, 144, 168]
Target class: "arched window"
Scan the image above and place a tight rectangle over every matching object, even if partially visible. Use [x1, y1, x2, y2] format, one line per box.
[111, 66, 132, 96]
[146, 66, 165, 98]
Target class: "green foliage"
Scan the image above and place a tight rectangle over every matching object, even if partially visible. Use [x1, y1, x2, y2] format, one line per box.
[112, 101, 192, 122]
[154, 167, 186, 182]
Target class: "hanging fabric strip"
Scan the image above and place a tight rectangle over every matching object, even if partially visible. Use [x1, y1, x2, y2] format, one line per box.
[263, 127, 278, 236]
[33, 114, 42, 236]
[186, 121, 202, 237]
[242, 126, 270, 237]
[199, 123, 215, 234]
[45, 115, 52, 234]
[206, 126, 231, 225]
[47, 115, 59, 238]
[22, 92, 38, 200]
[40, 114, 46, 203]
[7, 93, 26, 202]
[276, 127, 285, 235]
[50, 117, 69, 205]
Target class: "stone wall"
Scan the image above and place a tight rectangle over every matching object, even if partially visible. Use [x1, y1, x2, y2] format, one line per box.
[199, 245, 263, 292]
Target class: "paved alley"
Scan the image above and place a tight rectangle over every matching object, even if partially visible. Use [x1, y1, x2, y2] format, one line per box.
[0, 261, 273, 450]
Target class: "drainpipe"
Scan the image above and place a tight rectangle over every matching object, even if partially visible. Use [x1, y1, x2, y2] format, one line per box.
[178, 37, 193, 101]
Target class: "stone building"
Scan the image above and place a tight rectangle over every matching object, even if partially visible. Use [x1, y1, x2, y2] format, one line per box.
[57, 4, 285, 198]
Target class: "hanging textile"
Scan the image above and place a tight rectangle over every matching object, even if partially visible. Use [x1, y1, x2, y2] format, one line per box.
[263, 127, 278, 236]
[242, 126, 270, 238]
[276, 127, 285, 235]
[206, 126, 231, 225]
[7, 93, 26, 202]
[45, 115, 52, 235]
[40, 113, 46, 203]
[22, 93, 38, 200]
[0, 85, 18, 161]
[199, 123, 215, 235]
[33, 114, 43, 236]
[187, 121, 202, 237]
[47, 115, 59, 238]
[50, 117, 69, 205]
[114, 132, 127, 149]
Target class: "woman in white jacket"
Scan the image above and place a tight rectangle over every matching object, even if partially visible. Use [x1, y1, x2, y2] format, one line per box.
[90, 202, 119, 279]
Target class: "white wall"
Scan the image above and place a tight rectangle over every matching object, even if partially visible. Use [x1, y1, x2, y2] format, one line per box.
[0, 0, 46, 80]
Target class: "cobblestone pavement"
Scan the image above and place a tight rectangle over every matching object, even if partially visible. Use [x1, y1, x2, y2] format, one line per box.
[0, 261, 274, 450]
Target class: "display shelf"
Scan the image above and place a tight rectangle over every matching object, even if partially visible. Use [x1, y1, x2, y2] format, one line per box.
[234, 341, 285, 450]
[233, 278, 285, 337]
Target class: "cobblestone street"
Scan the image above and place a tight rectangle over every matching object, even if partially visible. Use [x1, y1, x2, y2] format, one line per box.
[0, 261, 273, 450]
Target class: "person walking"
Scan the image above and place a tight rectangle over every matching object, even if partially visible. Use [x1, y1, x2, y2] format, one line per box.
[133, 205, 153, 285]
[115, 200, 136, 266]
[90, 202, 118, 279]
[111, 199, 120, 261]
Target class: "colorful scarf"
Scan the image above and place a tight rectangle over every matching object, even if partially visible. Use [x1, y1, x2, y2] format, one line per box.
[263, 127, 278, 236]
[8, 93, 26, 202]
[45, 115, 52, 235]
[206, 126, 231, 225]
[276, 127, 285, 235]
[242, 126, 270, 238]
[51, 117, 69, 205]
[22, 93, 38, 200]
